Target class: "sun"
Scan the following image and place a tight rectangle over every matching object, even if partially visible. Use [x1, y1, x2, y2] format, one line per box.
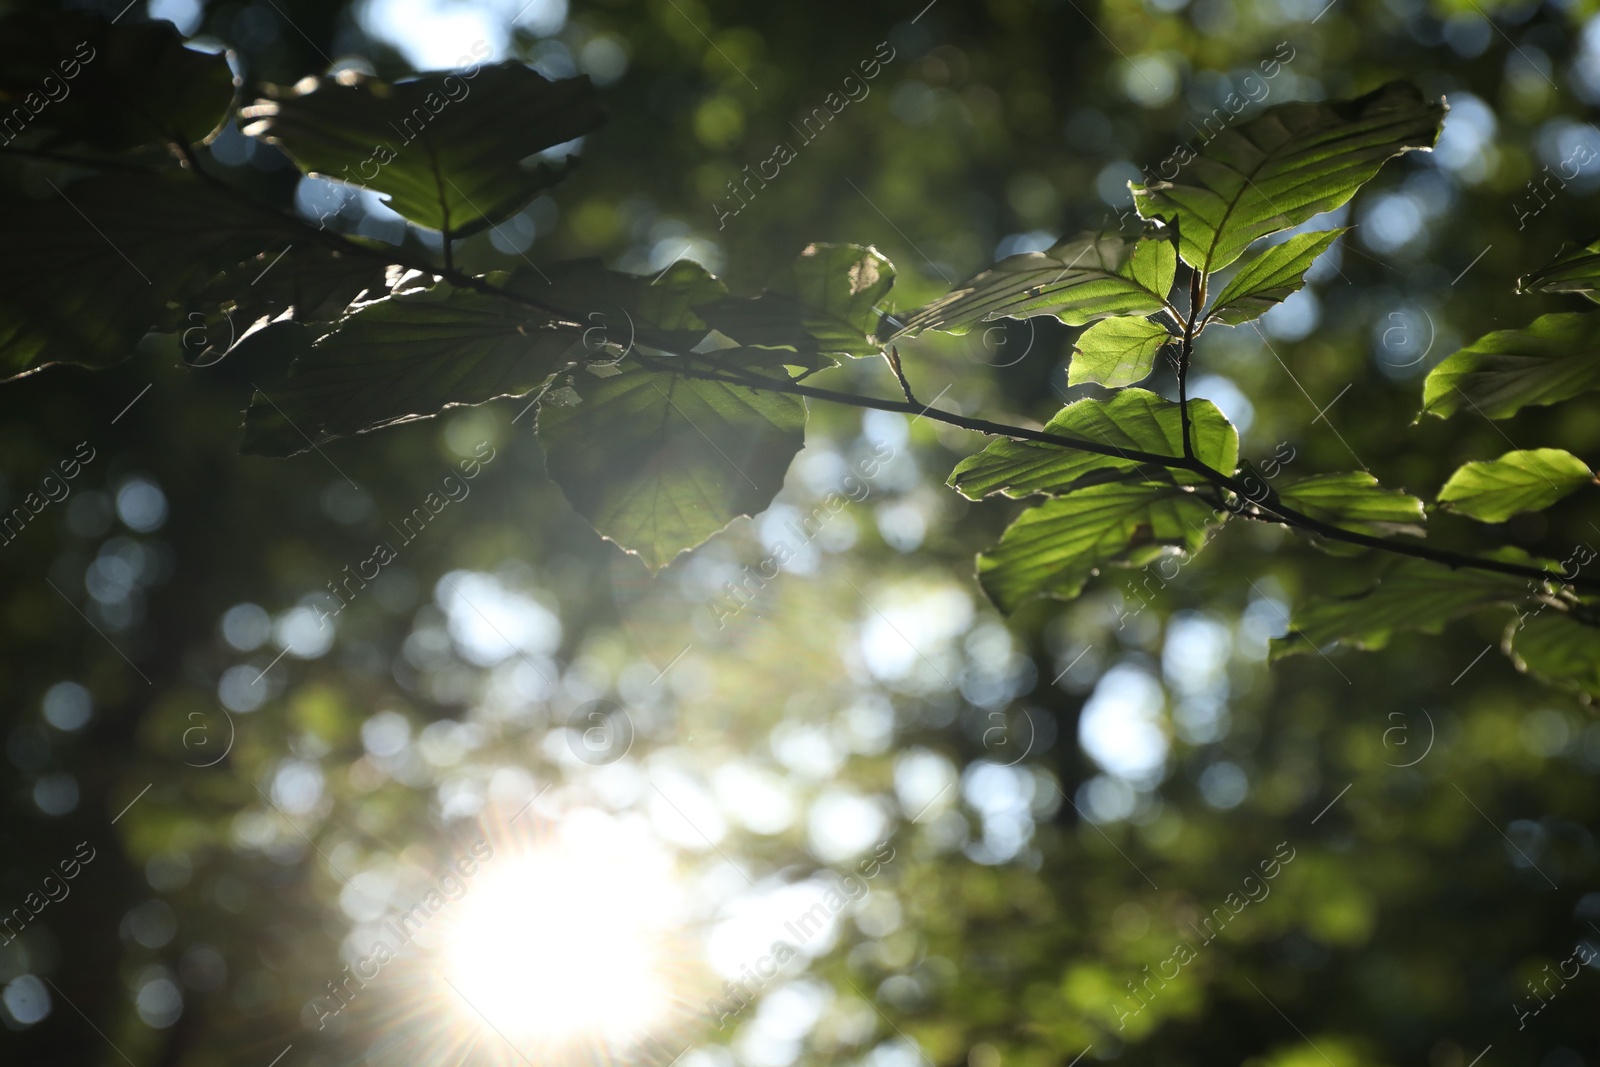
[438, 811, 682, 1052]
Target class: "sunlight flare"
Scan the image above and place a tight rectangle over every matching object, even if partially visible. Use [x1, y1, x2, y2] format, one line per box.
[439, 811, 681, 1048]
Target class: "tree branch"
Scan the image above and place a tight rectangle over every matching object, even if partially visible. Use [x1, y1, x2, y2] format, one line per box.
[659, 354, 1600, 594]
[141, 149, 1600, 595]
[883, 344, 916, 405]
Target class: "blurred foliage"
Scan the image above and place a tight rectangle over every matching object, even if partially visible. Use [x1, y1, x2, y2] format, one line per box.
[2, 2, 1600, 1067]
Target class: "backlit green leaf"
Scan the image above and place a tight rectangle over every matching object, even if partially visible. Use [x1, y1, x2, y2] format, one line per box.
[538, 361, 807, 571]
[1436, 448, 1594, 522]
[1508, 612, 1600, 696]
[1206, 229, 1345, 326]
[694, 244, 894, 360]
[1068, 316, 1174, 388]
[1421, 313, 1600, 420]
[242, 63, 604, 236]
[1132, 82, 1443, 273]
[1273, 471, 1426, 539]
[1271, 552, 1533, 658]
[894, 232, 1175, 335]
[948, 389, 1238, 500]
[1517, 238, 1600, 305]
[977, 481, 1222, 612]
[242, 285, 576, 456]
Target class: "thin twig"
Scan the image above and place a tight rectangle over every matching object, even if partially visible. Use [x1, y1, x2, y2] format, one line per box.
[1178, 268, 1201, 460]
[884, 344, 916, 404]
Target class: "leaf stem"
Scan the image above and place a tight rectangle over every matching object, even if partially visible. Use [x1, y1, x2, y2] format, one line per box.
[884, 344, 916, 405]
[1178, 268, 1201, 461]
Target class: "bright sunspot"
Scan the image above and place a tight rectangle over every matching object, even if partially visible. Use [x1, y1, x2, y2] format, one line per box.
[440, 812, 681, 1051]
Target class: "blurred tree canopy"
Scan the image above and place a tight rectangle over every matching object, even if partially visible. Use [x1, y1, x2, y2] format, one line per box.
[2, 1, 1600, 1066]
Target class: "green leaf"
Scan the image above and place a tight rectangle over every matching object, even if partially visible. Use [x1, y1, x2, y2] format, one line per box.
[1517, 238, 1600, 305]
[976, 481, 1221, 612]
[1067, 316, 1174, 388]
[1420, 313, 1600, 420]
[1436, 448, 1594, 523]
[1206, 229, 1345, 326]
[1273, 471, 1426, 539]
[242, 285, 575, 457]
[240, 260, 744, 456]
[0, 173, 297, 380]
[185, 244, 393, 363]
[507, 258, 730, 352]
[0, 13, 236, 150]
[241, 63, 604, 236]
[1132, 82, 1444, 273]
[694, 244, 894, 359]
[1270, 553, 1532, 659]
[948, 389, 1238, 500]
[894, 232, 1175, 335]
[1508, 612, 1600, 696]
[537, 361, 807, 571]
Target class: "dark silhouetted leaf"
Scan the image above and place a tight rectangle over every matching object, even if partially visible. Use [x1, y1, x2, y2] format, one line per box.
[0, 173, 297, 380]
[242, 285, 575, 456]
[184, 244, 394, 364]
[242, 63, 604, 236]
[0, 12, 236, 150]
[1517, 238, 1600, 304]
[506, 258, 729, 354]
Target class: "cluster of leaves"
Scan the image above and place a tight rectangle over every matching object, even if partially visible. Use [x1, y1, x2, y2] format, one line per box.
[1278, 238, 1600, 695]
[0, 11, 901, 575]
[899, 82, 1597, 695]
[2, 13, 1595, 694]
